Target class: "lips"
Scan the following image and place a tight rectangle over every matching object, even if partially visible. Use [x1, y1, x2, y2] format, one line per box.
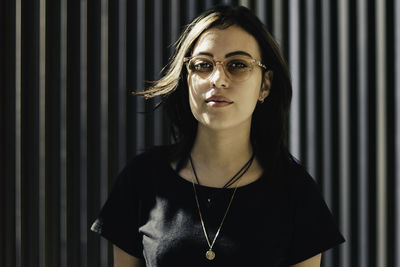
[205, 95, 233, 104]
[205, 95, 233, 107]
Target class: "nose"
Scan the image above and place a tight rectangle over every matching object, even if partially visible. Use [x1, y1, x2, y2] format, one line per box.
[209, 63, 229, 88]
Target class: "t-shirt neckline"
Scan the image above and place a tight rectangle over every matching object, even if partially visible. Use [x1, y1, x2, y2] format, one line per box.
[163, 158, 265, 191]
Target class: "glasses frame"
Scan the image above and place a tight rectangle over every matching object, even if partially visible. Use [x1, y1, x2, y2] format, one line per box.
[184, 55, 267, 82]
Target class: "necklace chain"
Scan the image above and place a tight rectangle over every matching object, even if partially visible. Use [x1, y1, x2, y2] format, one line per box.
[191, 178, 239, 252]
[189, 154, 254, 260]
[191, 153, 255, 189]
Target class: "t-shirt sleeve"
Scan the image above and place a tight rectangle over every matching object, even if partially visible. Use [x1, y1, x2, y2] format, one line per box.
[90, 159, 144, 258]
[287, 167, 345, 265]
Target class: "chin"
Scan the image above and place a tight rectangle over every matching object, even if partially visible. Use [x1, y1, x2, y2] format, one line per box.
[198, 117, 251, 132]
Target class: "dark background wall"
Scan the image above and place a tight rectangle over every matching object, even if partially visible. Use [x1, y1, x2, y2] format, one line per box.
[1, 0, 399, 266]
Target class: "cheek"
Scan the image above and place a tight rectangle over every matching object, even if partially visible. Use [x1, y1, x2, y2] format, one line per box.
[188, 76, 206, 115]
[239, 81, 263, 115]
[188, 87, 199, 114]
[244, 78, 263, 104]
[241, 93, 259, 115]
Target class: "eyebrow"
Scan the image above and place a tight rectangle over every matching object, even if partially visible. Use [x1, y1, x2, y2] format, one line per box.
[225, 51, 253, 58]
[196, 51, 253, 58]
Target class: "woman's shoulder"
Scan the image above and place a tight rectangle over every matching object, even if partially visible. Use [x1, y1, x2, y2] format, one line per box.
[123, 145, 171, 170]
[281, 156, 320, 192]
[115, 145, 172, 186]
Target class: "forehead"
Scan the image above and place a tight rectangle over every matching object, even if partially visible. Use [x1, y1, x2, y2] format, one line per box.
[191, 25, 261, 59]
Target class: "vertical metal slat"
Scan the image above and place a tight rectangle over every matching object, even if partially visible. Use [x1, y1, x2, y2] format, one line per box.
[15, 0, 22, 266]
[39, 0, 46, 266]
[395, 0, 400, 265]
[80, 0, 88, 266]
[204, 0, 213, 9]
[338, 0, 351, 266]
[186, 0, 196, 22]
[255, 0, 266, 25]
[356, 0, 369, 266]
[136, 0, 145, 153]
[170, 0, 180, 51]
[376, 0, 387, 266]
[239, 0, 250, 8]
[153, 0, 163, 145]
[59, 0, 68, 266]
[289, 0, 301, 160]
[100, 0, 109, 265]
[272, 0, 283, 45]
[305, 0, 317, 178]
[321, 0, 333, 266]
[118, 0, 127, 168]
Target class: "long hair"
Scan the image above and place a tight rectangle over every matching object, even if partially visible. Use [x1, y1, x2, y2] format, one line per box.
[134, 6, 293, 175]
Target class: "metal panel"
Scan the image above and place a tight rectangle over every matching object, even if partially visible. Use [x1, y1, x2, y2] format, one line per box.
[3, 0, 400, 265]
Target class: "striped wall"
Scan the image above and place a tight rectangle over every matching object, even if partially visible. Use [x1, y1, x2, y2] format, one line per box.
[1, 0, 399, 266]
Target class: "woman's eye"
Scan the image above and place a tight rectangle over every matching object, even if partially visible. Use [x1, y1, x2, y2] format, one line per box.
[192, 61, 213, 72]
[227, 60, 250, 72]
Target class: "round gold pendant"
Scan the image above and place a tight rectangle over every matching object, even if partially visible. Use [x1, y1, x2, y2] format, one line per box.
[205, 249, 215, 260]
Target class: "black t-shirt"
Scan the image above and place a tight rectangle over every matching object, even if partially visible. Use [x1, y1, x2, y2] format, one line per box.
[91, 147, 345, 266]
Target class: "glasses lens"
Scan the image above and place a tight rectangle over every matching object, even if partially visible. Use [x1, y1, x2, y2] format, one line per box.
[225, 58, 253, 81]
[186, 56, 256, 82]
[188, 57, 214, 79]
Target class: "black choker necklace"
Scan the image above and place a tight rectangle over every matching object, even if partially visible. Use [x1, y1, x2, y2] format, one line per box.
[189, 153, 255, 206]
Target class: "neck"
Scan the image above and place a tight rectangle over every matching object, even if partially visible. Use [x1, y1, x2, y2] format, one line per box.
[191, 123, 253, 171]
[174, 122, 264, 188]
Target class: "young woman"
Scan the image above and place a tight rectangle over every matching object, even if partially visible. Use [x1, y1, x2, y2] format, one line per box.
[91, 6, 345, 267]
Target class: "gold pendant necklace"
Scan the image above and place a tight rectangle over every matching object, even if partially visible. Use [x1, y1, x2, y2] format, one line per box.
[192, 181, 240, 260]
[189, 155, 253, 260]
[206, 249, 216, 260]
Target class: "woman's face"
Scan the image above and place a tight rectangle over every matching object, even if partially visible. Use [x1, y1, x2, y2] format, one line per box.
[187, 25, 270, 132]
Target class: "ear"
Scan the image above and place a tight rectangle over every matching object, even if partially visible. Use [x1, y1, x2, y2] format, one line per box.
[259, 70, 273, 102]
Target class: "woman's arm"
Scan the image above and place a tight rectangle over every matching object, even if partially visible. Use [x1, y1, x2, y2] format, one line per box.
[291, 253, 321, 267]
[113, 245, 146, 267]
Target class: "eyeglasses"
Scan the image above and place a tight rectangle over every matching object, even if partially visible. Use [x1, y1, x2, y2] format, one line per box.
[184, 55, 267, 82]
